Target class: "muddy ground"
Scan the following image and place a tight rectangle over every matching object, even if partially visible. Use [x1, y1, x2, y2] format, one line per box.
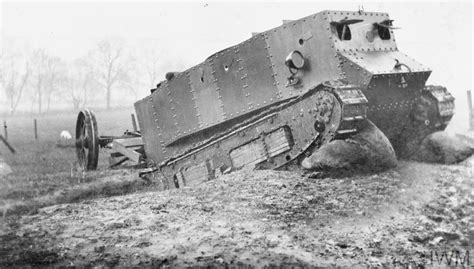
[1, 158, 473, 268]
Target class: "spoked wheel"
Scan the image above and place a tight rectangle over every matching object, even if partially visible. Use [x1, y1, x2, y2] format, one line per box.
[75, 109, 99, 170]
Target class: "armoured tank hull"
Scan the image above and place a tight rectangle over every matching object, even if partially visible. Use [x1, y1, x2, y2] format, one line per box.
[137, 83, 367, 189]
[129, 10, 454, 188]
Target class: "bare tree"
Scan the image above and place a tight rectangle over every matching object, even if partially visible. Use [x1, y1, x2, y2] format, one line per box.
[121, 70, 143, 101]
[118, 52, 143, 100]
[140, 46, 162, 89]
[64, 57, 95, 110]
[92, 39, 130, 109]
[44, 56, 65, 112]
[30, 49, 48, 114]
[0, 52, 30, 114]
[135, 41, 169, 90]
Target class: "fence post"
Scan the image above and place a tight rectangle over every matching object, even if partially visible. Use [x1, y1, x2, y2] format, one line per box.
[3, 120, 7, 141]
[34, 119, 38, 140]
[131, 114, 138, 132]
[0, 134, 15, 153]
[468, 91, 473, 130]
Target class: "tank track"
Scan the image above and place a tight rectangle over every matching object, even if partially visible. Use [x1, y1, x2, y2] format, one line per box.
[144, 82, 368, 190]
[421, 85, 455, 128]
[397, 85, 455, 158]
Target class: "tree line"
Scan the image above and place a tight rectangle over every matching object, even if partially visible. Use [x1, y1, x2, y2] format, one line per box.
[0, 39, 173, 114]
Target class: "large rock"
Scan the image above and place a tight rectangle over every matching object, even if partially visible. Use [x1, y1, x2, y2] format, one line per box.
[0, 156, 12, 176]
[409, 131, 474, 164]
[301, 120, 397, 173]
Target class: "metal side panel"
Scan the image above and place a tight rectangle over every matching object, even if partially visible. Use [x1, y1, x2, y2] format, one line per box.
[167, 72, 200, 139]
[189, 61, 224, 129]
[180, 159, 214, 186]
[340, 50, 430, 75]
[363, 75, 422, 142]
[264, 22, 303, 100]
[134, 96, 164, 164]
[300, 13, 343, 84]
[265, 126, 293, 158]
[338, 52, 372, 88]
[239, 35, 279, 111]
[152, 84, 178, 147]
[229, 139, 267, 169]
[326, 10, 398, 53]
[211, 46, 247, 119]
[264, 13, 341, 99]
[229, 126, 293, 169]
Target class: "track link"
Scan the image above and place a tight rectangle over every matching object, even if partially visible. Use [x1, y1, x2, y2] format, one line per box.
[397, 85, 455, 158]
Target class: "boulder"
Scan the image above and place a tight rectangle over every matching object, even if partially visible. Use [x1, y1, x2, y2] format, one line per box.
[0, 156, 12, 176]
[409, 131, 474, 164]
[301, 120, 397, 173]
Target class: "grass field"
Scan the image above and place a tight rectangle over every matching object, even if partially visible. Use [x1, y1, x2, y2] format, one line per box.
[0, 107, 151, 216]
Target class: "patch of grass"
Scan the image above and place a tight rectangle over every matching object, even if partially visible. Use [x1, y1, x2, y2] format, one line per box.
[2, 107, 135, 174]
[0, 107, 149, 215]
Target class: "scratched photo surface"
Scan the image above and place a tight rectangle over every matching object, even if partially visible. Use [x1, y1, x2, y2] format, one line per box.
[0, 1, 473, 267]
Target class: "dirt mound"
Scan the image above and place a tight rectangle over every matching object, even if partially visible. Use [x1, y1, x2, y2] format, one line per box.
[410, 131, 474, 164]
[1, 159, 472, 267]
[0, 170, 149, 216]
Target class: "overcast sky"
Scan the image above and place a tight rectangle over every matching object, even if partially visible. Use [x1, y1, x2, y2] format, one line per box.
[2, 2, 472, 69]
[1, 1, 472, 130]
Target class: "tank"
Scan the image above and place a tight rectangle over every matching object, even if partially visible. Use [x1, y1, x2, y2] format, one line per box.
[131, 10, 454, 189]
